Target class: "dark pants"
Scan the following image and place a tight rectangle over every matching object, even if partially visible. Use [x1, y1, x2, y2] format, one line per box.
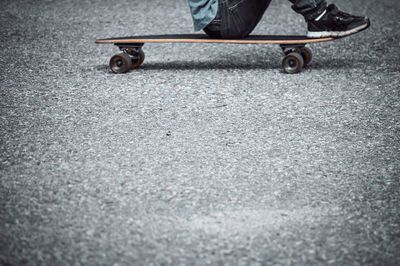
[204, 0, 327, 38]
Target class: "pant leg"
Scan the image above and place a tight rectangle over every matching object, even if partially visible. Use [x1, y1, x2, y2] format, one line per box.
[288, 0, 327, 20]
[204, 0, 272, 38]
[203, 3, 223, 38]
[224, 0, 272, 38]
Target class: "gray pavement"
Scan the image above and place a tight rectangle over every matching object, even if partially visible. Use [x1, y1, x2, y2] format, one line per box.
[0, 0, 399, 265]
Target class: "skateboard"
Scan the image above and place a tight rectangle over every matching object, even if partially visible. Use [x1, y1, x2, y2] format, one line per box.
[95, 34, 335, 74]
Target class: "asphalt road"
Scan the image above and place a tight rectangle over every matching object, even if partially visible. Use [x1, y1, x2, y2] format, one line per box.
[0, 0, 399, 265]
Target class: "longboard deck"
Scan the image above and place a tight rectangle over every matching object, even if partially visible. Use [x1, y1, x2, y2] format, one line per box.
[95, 34, 335, 45]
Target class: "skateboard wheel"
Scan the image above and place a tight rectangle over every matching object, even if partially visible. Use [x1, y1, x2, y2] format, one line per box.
[282, 52, 304, 74]
[131, 49, 145, 69]
[300, 47, 312, 66]
[109, 53, 132, 74]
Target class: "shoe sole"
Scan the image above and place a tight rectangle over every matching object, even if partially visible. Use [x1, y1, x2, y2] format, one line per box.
[307, 20, 370, 38]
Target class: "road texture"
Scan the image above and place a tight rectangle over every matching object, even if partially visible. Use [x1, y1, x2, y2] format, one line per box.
[0, 0, 399, 265]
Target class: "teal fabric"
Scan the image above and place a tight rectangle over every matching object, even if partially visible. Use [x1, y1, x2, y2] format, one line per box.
[187, 0, 219, 31]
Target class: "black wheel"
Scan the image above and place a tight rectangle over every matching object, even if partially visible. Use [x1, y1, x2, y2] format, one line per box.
[131, 49, 145, 69]
[300, 47, 312, 66]
[109, 53, 132, 74]
[282, 52, 304, 74]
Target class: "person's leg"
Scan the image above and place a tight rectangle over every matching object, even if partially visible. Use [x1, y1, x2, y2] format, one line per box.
[203, 4, 223, 38]
[288, 0, 327, 21]
[222, 0, 272, 38]
[204, 0, 272, 38]
[204, 0, 370, 39]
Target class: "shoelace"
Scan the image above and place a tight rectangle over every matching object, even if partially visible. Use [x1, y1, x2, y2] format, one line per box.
[329, 5, 352, 19]
[336, 11, 352, 18]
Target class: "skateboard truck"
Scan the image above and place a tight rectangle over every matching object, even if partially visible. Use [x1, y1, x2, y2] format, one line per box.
[280, 44, 305, 54]
[117, 43, 144, 54]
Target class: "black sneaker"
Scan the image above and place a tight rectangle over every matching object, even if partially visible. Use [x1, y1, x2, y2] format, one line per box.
[307, 4, 370, 38]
